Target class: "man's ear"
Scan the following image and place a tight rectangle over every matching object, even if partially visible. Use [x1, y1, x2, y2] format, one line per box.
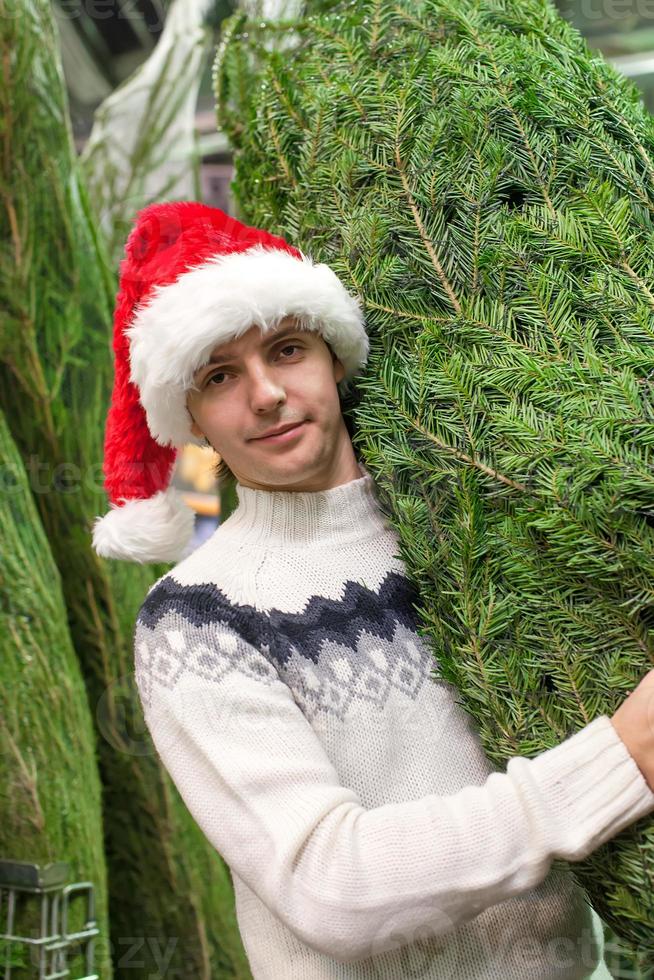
[326, 340, 345, 384]
[185, 397, 204, 440]
[189, 416, 204, 440]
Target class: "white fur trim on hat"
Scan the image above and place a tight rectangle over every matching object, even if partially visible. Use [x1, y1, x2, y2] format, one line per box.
[125, 245, 369, 448]
[92, 487, 196, 564]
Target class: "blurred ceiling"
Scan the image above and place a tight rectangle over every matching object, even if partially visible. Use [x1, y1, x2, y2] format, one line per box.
[54, 0, 654, 144]
[557, 0, 654, 108]
[54, 0, 166, 135]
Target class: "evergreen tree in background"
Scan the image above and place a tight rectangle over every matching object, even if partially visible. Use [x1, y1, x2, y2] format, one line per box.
[0, 0, 251, 974]
[0, 407, 112, 978]
[215, 0, 654, 965]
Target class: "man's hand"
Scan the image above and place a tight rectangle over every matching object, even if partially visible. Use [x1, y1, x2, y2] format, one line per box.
[610, 668, 654, 793]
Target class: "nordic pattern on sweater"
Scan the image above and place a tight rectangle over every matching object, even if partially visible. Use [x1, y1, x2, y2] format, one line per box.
[135, 570, 434, 723]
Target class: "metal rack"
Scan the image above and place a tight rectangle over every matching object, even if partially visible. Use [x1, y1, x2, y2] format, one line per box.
[0, 861, 99, 980]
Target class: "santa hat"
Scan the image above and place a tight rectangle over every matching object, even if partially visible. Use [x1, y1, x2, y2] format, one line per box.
[91, 201, 369, 565]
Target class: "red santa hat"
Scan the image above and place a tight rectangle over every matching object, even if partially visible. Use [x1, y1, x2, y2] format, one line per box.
[90, 200, 369, 564]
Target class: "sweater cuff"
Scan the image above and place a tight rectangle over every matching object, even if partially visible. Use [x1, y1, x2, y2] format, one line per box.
[529, 714, 654, 861]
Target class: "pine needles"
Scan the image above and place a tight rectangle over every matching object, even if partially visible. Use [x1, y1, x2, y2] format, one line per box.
[215, 0, 654, 960]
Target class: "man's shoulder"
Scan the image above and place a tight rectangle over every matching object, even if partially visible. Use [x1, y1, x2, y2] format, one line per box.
[134, 555, 270, 655]
[136, 524, 250, 617]
[132, 558, 277, 712]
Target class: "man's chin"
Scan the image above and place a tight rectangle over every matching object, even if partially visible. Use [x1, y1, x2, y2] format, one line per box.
[236, 455, 322, 492]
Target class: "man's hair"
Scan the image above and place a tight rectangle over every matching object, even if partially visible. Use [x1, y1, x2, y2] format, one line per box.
[210, 342, 360, 489]
[213, 453, 236, 488]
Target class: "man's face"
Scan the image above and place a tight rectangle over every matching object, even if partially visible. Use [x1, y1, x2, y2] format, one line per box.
[185, 315, 349, 490]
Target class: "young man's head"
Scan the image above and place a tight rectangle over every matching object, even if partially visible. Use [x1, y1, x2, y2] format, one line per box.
[185, 314, 361, 492]
[92, 201, 370, 563]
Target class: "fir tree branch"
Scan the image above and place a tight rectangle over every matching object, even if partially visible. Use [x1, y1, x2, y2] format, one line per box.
[394, 144, 462, 313]
[380, 374, 529, 491]
[595, 76, 654, 189]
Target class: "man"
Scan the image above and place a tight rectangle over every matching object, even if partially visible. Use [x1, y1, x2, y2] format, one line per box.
[185, 313, 360, 495]
[92, 201, 654, 979]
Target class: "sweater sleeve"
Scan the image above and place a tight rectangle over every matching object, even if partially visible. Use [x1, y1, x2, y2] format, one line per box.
[134, 614, 654, 964]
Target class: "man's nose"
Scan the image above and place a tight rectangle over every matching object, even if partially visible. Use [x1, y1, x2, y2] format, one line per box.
[248, 365, 286, 412]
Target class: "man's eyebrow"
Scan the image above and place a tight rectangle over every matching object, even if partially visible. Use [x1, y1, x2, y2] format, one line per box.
[201, 327, 305, 369]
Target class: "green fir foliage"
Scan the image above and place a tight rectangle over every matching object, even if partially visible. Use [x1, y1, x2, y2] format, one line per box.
[0, 407, 112, 978]
[0, 0, 251, 975]
[215, 0, 654, 964]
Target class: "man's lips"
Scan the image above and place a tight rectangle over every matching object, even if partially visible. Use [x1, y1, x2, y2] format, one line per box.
[250, 421, 307, 441]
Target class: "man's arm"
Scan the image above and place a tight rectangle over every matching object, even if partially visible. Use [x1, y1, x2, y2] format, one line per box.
[134, 616, 654, 964]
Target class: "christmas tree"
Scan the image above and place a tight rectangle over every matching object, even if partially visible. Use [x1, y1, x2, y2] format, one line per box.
[215, 0, 654, 962]
[0, 407, 112, 978]
[0, 0, 252, 973]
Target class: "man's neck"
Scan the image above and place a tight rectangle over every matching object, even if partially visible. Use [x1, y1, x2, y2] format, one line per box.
[214, 460, 389, 550]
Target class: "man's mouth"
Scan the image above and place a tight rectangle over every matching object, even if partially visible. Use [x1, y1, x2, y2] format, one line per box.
[251, 421, 307, 442]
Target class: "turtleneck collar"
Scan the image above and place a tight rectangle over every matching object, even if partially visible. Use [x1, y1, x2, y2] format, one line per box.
[214, 459, 390, 549]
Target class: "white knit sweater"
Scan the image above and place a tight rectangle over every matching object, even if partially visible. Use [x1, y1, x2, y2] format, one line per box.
[133, 460, 654, 979]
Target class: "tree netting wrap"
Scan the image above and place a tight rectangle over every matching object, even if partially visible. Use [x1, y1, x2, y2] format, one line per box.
[214, 0, 654, 963]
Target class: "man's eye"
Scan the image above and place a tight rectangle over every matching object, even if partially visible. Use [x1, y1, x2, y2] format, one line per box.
[206, 371, 227, 386]
[279, 344, 301, 357]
